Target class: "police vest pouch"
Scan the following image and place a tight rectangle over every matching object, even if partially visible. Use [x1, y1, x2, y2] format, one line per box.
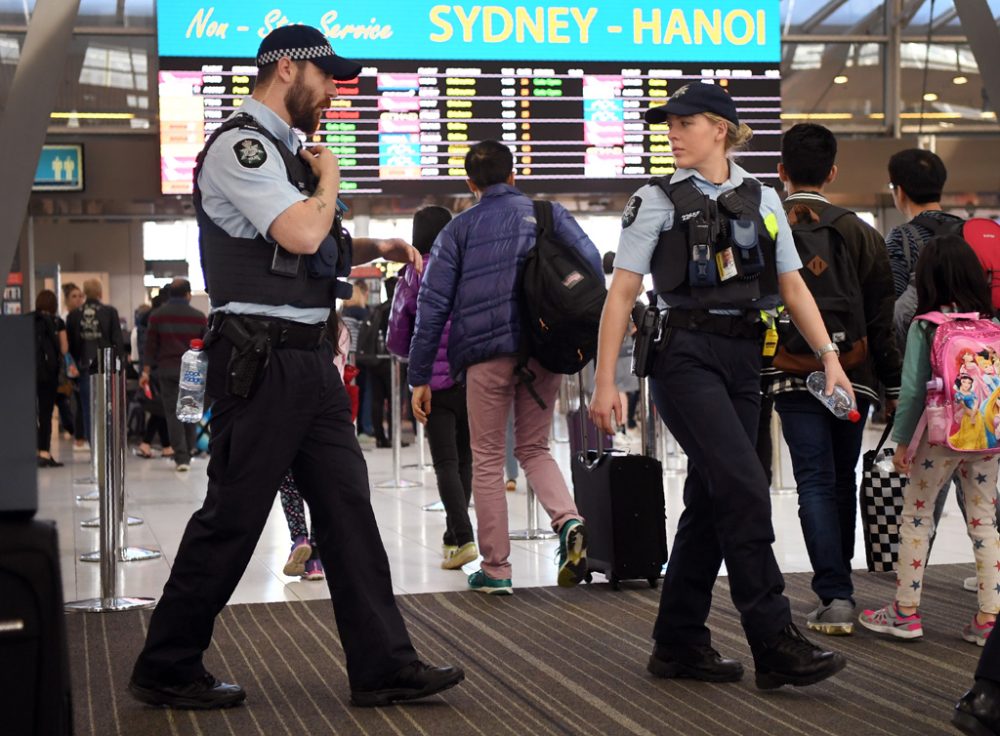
[731, 218, 764, 276]
[687, 217, 718, 288]
[270, 245, 301, 278]
[306, 234, 339, 279]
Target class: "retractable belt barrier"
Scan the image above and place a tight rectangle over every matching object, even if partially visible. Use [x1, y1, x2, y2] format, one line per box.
[67, 348, 158, 613]
[375, 354, 421, 490]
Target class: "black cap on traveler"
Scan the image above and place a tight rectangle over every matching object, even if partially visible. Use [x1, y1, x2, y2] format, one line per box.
[256, 25, 361, 81]
[644, 82, 739, 126]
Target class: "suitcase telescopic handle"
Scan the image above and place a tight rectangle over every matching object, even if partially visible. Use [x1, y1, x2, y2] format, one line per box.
[577, 369, 590, 452]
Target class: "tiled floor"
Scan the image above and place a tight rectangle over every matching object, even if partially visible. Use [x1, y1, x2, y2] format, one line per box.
[38, 413, 975, 610]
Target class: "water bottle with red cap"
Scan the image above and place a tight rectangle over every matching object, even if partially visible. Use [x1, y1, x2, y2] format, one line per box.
[806, 371, 860, 422]
[177, 338, 208, 423]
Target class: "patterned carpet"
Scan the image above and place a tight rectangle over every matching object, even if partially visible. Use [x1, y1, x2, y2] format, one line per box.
[67, 564, 982, 736]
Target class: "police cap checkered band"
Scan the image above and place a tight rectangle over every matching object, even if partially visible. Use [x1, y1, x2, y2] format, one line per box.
[256, 25, 361, 81]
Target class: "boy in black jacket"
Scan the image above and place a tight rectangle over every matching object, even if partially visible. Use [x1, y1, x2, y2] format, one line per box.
[764, 123, 902, 635]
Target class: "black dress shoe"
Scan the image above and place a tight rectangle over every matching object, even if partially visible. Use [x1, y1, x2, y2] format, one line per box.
[128, 674, 246, 709]
[647, 643, 744, 682]
[351, 661, 464, 707]
[752, 623, 847, 690]
[954, 679, 1000, 736]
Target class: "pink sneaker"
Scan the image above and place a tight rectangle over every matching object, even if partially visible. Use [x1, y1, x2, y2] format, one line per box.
[302, 558, 325, 581]
[962, 615, 995, 647]
[282, 536, 311, 577]
[858, 603, 923, 640]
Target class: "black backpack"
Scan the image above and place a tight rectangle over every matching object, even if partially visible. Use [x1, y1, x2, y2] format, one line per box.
[34, 312, 61, 384]
[355, 302, 390, 368]
[517, 200, 606, 403]
[773, 204, 868, 374]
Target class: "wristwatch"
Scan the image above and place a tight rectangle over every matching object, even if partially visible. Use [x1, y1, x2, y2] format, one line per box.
[813, 342, 840, 360]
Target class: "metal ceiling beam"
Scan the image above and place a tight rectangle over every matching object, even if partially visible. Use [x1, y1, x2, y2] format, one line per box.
[954, 0, 1000, 128]
[931, 8, 960, 30]
[0, 0, 80, 287]
[801, 0, 852, 34]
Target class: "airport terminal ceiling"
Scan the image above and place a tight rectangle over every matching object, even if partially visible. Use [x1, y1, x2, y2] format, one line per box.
[2, 0, 1000, 210]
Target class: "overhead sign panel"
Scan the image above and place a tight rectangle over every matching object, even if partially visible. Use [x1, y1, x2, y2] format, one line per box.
[157, 2, 781, 195]
[33, 144, 84, 192]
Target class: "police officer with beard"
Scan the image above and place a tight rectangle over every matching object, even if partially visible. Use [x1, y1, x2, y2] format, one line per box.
[129, 26, 463, 710]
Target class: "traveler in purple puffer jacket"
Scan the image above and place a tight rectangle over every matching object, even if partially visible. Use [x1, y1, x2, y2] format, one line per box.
[387, 205, 478, 571]
[408, 140, 602, 595]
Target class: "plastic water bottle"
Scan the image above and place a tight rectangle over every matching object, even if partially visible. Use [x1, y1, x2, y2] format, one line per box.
[806, 371, 860, 422]
[176, 339, 208, 423]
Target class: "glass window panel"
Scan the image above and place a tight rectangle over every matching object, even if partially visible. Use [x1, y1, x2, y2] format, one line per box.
[824, 0, 886, 34]
[900, 43, 994, 133]
[0, 33, 159, 130]
[0, 0, 153, 28]
[781, 42, 885, 132]
[781, 0, 885, 35]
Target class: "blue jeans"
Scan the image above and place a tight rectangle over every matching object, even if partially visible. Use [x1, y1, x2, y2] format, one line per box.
[775, 391, 871, 604]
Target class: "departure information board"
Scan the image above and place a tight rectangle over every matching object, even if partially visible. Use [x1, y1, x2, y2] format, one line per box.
[158, 2, 781, 196]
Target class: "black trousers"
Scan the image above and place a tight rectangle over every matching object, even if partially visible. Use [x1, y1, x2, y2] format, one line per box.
[425, 384, 473, 547]
[369, 362, 391, 443]
[158, 374, 196, 464]
[36, 382, 58, 453]
[649, 328, 791, 649]
[133, 336, 417, 690]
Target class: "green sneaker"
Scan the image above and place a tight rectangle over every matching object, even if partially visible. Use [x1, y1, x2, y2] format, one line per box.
[468, 569, 513, 595]
[557, 519, 587, 588]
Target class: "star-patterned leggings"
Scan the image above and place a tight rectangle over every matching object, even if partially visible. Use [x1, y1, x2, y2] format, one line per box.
[896, 440, 1000, 614]
[278, 470, 315, 545]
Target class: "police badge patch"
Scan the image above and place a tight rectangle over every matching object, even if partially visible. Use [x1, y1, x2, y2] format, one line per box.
[234, 138, 266, 168]
[621, 195, 642, 228]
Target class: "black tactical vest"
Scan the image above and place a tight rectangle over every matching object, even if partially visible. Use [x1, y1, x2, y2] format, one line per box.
[648, 177, 779, 310]
[192, 113, 351, 309]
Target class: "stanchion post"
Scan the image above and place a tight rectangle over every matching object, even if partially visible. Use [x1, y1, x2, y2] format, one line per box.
[74, 373, 98, 495]
[770, 409, 795, 494]
[508, 483, 557, 540]
[67, 348, 155, 612]
[376, 354, 420, 489]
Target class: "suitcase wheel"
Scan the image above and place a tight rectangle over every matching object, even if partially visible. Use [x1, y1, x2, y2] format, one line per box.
[647, 576, 658, 589]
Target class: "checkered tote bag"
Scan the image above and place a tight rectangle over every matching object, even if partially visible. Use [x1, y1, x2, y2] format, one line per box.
[860, 421, 906, 572]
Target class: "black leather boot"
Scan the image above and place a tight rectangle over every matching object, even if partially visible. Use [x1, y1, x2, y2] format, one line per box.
[647, 643, 744, 682]
[351, 661, 464, 707]
[954, 679, 1000, 736]
[751, 623, 846, 690]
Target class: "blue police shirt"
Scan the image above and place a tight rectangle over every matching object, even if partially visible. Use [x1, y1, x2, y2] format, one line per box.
[198, 97, 329, 324]
[614, 162, 801, 311]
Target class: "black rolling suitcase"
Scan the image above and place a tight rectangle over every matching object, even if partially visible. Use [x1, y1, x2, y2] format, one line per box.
[0, 519, 73, 736]
[571, 376, 667, 590]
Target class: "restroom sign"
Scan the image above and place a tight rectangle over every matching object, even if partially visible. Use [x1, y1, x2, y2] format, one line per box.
[34, 144, 84, 192]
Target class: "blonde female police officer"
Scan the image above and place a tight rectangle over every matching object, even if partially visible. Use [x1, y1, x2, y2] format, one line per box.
[590, 82, 855, 690]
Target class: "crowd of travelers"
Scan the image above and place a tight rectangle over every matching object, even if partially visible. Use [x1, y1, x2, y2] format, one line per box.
[29, 27, 1000, 731]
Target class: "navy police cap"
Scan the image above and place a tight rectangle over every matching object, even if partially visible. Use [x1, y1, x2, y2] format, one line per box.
[644, 82, 739, 126]
[256, 25, 361, 81]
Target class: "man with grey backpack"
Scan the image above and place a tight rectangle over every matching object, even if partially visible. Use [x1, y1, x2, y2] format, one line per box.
[886, 148, 972, 582]
[887, 149, 966, 350]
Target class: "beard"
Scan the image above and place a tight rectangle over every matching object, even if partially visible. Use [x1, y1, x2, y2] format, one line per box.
[285, 75, 326, 135]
